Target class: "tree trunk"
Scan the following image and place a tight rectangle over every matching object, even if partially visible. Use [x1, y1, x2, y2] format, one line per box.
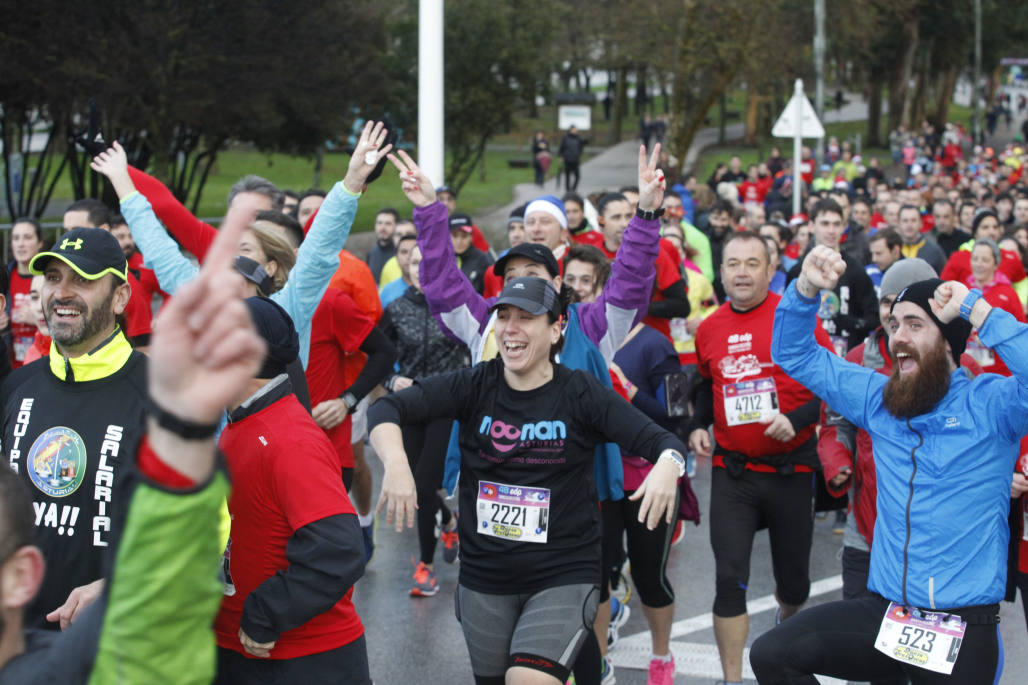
[635, 63, 647, 115]
[611, 65, 628, 144]
[909, 59, 926, 129]
[867, 77, 884, 147]
[887, 17, 919, 133]
[931, 66, 958, 130]
[744, 89, 760, 145]
[898, 17, 920, 129]
[669, 68, 733, 174]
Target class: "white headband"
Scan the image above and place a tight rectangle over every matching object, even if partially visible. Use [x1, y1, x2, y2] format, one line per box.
[525, 199, 567, 229]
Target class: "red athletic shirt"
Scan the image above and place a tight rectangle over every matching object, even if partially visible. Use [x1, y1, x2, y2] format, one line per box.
[482, 266, 503, 299]
[328, 250, 382, 390]
[215, 395, 363, 659]
[123, 271, 153, 340]
[306, 289, 375, 468]
[571, 231, 606, 249]
[127, 252, 167, 310]
[22, 332, 51, 366]
[695, 292, 834, 459]
[7, 268, 35, 367]
[941, 248, 1027, 286]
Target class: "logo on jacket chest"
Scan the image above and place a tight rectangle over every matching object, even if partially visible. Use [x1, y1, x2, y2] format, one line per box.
[726, 332, 753, 354]
[27, 426, 87, 498]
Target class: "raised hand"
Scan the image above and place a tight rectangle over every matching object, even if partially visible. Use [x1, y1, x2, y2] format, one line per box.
[387, 150, 438, 208]
[930, 281, 970, 324]
[343, 121, 394, 195]
[637, 143, 665, 212]
[89, 141, 135, 200]
[797, 245, 845, 297]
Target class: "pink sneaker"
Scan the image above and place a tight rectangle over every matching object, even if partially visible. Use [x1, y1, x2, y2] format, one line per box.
[647, 655, 675, 685]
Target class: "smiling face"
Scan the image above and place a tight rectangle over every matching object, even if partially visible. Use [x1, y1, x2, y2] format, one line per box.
[970, 244, 998, 285]
[494, 304, 560, 382]
[29, 275, 48, 336]
[884, 301, 953, 417]
[41, 262, 129, 357]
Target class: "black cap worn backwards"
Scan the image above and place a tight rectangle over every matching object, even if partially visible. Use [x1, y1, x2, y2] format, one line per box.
[30, 227, 128, 282]
[891, 278, 973, 365]
[492, 242, 560, 279]
[244, 296, 300, 379]
[490, 276, 563, 319]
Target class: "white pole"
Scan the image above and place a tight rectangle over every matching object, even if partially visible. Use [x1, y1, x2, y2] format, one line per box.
[419, 0, 445, 185]
[793, 79, 803, 217]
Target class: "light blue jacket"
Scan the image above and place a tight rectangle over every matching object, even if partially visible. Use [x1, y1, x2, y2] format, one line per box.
[120, 182, 359, 368]
[772, 282, 1028, 609]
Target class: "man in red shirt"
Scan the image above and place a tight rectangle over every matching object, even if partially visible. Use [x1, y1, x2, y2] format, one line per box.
[110, 213, 167, 312]
[215, 296, 369, 683]
[594, 192, 689, 340]
[688, 230, 833, 685]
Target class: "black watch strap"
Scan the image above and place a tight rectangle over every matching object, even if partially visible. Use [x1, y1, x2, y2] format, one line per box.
[636, 206, 665, 221]
[145, 397, 220, 440]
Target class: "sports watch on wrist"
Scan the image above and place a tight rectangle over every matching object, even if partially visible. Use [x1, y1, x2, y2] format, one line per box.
[959, 289, 984, 321]
[636, 206, 665, 221]
[659, 450, 687, 478]
[341, 392, 358, 413]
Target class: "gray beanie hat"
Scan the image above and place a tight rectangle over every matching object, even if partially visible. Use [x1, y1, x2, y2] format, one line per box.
[879, 258, 938, 300]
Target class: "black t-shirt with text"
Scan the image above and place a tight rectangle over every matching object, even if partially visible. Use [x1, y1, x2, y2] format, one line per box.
[369, 360, 684, 593]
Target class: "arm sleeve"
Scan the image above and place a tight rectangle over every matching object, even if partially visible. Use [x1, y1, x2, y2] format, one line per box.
[577, 215, 661, 363]
[580, 373, 686, 463]
[413, 202, 492, 349]
[976, 308, 1028, 441]
[239, 514, 364, 643]
[771, 281, 881, 431]
[119, 192, 200, 296]
[343, 326, 396, 402]
[629, 344, 682, 422]
[368, 366, 478, 431]
[86, 453, 229, 684]
[648, 279, 691, 319]
[127, 166, 217, 260]
[784, 395, 822, 431]
[271, 182, 356, 339]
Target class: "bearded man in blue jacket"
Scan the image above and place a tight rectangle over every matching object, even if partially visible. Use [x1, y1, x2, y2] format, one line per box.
[750, 245, 1026, 684]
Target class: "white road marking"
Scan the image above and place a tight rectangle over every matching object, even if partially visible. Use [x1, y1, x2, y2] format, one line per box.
[610, 574, 846, 683]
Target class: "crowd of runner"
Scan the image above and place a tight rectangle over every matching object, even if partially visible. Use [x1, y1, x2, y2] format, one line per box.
[0, 104, 1025, 685]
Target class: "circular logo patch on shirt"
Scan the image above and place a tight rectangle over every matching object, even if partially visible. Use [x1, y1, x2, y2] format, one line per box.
[818, 290, 840, 319]
[27, 427, 87, 498]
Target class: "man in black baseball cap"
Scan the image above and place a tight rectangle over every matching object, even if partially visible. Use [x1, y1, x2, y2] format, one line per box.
[29, 227, 132, 358]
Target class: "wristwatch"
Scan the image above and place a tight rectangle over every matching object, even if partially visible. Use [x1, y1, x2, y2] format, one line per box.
[636, 206, 665, 221]
[959, 289, 984, 321]
[341, 392, 358, 414]
[659, 450, 687, 478]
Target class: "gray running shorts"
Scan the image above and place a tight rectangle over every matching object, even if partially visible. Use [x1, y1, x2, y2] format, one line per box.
[454, 583, 599, 680]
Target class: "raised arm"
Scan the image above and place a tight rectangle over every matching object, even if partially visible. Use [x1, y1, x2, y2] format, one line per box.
[578, 144, 663, 362]
[127, 165, 218, 261]
[273, 121, 393, 344]
[771, 246, 880, 430]
[389, 151, 492, 348]
[92, 142, 199, 295]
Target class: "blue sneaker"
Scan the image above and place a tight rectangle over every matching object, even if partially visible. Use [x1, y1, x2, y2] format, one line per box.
[600, 655, 616, 684]
[608, 597, 631, 648]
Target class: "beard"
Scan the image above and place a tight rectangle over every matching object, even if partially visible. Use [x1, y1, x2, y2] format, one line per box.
[882, 337, 952, 418]
[46, 290, 116, 350]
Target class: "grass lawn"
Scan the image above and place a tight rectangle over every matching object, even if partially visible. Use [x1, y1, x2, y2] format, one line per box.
[5, 146, 578, 231]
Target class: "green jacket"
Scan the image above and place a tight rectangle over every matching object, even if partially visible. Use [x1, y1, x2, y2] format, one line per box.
[0, 467, 228, 684]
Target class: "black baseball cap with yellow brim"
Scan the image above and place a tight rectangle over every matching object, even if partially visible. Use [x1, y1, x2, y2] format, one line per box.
[30, 227, 128, 282]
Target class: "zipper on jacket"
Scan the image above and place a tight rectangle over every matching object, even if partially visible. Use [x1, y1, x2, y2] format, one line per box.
[902, 418, 923, 607]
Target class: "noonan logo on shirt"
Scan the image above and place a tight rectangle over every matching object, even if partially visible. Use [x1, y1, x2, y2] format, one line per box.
[27, 427, 87, 498]
[479, 415, 567, 453]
